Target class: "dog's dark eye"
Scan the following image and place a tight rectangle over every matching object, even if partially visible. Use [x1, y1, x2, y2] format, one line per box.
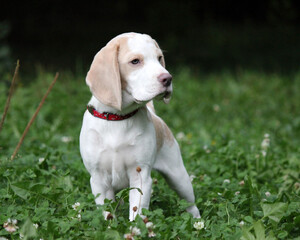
[131, 59, 140, 65]
[158, 56, 163, 62]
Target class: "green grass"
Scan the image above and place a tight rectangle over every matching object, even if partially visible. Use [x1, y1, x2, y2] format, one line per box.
[0, 68, 299, 239]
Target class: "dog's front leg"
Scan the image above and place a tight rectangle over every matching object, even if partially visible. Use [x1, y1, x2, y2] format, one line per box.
[128, 165, 152, 221]
[90, 172, 115, 219]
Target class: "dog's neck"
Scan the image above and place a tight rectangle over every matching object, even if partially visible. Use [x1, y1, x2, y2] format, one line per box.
[88, 95, 145, 116]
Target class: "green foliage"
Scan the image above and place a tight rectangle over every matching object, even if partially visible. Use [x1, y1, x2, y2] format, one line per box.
[0, 69, 299, 239]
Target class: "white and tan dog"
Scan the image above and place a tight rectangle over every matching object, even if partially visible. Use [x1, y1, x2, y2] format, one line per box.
[80, 32, 200, 221]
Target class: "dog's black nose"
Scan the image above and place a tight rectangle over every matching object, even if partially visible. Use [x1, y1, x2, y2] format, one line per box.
[158, 73, 172, 87]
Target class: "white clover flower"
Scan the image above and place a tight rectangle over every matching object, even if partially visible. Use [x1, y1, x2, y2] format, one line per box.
[239, 220, 245, 227]
[193, 220, 205, 230]
[72, 202, 80, 210]
[235, 191, 240, 195]
[239, 180, 245, 186]
[33, 223, 39, 229]
[261, 133, 270, 148]
[130, 226, 141, 236]
[213, 104, 220, 112]
[146, 221, 154, 229]
[61, 136, 73, 143]
[261, 134, 270, 157]
[38, 158, 45, 164]
[3, 218, 19, 233]
[189, 174, 196, 182]
[203, 145, 211, 153]
[264, 133, 270, 138]
[265, 191, 271, 197]
[77, 214, 82, 220]
[261, 150, 267, 157]
[261, 138, 270, 150]
[148, 231, 156, 237]
[176, 132, 185, 140]
[223, 179, 230, 184]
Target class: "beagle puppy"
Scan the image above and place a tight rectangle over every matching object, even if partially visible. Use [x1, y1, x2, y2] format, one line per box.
[80, 32, 200, 221]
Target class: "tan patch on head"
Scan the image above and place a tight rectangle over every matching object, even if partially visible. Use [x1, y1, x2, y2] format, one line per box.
[117, 33, 165, 92]
[117, 36, 145, 90]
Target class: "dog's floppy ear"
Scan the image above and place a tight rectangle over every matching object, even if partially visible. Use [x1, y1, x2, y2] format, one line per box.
[86, 39, 122, 110]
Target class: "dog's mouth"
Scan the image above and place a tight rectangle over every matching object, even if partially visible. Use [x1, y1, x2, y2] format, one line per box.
[162, 91, 172, 104]
[163, 91, 172, 99]
[134, 90, 172, 104]
[154, 90, 172, 103]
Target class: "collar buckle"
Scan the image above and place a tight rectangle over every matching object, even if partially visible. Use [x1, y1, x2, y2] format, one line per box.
[103, 112, 110, 120]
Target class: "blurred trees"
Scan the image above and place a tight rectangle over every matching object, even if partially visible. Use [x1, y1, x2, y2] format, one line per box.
[0, 22, 12, 78]
[1, 0, 299, 73]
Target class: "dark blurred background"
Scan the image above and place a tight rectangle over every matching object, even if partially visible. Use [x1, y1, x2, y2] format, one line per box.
[1, 0, 300, 77]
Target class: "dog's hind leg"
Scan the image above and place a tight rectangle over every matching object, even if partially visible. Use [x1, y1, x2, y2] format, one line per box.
[153, 140, 201, 218]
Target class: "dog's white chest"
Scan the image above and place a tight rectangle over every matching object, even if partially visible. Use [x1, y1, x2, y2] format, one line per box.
[80, 110, 156, 190]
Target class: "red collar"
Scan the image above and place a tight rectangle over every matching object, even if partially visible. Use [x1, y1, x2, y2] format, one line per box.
[87, 105, 139, 121]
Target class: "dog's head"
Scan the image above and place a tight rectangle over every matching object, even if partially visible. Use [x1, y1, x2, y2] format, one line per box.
[86, 33, 172, 111]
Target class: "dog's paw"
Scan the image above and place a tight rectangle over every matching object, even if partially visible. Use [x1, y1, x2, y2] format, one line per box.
[187, 205, 201, 218]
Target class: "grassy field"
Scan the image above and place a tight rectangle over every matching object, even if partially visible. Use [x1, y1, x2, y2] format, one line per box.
[0, 68, 300, 239]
